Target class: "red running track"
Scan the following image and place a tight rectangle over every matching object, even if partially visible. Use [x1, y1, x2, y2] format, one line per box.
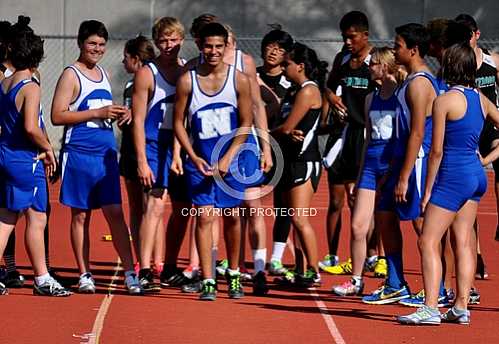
[1, 173, 498, 343]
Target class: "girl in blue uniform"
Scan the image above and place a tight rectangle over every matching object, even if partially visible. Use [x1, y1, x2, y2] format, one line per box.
[398, 43, 499, 325]
[332, 47, 404, 296]
[0, 23, 69, 296]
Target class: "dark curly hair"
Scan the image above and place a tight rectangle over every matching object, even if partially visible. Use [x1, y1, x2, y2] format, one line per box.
[8, 16, 44, 70]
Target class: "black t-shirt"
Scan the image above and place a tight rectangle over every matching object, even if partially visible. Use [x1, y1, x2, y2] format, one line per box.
[327, 51, 377, 128]
[257, 66, 291, 100]
[476, 49, 497, 105]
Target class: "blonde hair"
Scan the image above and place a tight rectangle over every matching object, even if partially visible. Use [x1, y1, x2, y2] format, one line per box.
[224, 24, 236, 43]
[152, 17, 185, 41]
[371, 46, 407, 84]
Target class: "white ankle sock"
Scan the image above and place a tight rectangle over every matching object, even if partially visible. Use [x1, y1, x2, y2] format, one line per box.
[35, 273, 51, 286]
[253, 248, 267, 273]
[271, 242, 286, 262]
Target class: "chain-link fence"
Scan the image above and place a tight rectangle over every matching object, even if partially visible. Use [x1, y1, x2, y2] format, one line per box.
[39, 36, 499, 154]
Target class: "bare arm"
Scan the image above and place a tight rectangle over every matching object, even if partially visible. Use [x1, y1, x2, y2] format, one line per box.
[272, 85, 320, 136]
[492, 52, 499, 85]
[395, 77, 435, 202]
[22, 83, 52, 152]
[421, 94, 448, 211]
[325, 51, 347, 112]
[51, 68, 123, 125]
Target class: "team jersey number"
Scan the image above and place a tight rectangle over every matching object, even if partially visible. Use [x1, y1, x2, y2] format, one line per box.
[159, 101, 174, 130]
[86, 99, 113, 128]
[197, 106, 233, 139]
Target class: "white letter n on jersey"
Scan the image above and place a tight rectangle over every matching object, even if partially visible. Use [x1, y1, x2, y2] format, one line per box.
[197, 106, 233, 139]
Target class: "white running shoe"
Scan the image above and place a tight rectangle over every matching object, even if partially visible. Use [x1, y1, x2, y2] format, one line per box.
[78, 272, 96, 294]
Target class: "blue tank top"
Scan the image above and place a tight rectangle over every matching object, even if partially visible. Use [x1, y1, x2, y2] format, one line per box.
[188, 65, 240, 166]
[394, 71, 439, 158]
[144, 62, 177, 144]
[0, 79, 38, 153]
[440, 87, 484, 172]
[62, 65, 115, 155]
[368, 90, 398, 146]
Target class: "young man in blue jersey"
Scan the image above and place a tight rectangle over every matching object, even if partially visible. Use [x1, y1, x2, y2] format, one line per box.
[363, 23, 440, 305]
[173, 23, 253, 301]
[132, 17, 190, 291]
[51, 20, 141, 295]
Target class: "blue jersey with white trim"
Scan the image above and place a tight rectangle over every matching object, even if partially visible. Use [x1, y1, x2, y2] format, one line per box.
[145, 62, 178, 142]
[394, 71, 439, 158]
[62, 65, 115, 155]
[0, 79, 38, 153]
[188, 65, 239, 165]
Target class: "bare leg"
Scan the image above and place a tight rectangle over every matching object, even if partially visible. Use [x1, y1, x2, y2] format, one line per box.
[164, 200, 191, 266]
[0, 209, 18, 264]
[419, 204, 456, 308]
[24, 208, 49, 276]
[223, 211, 242, 271]
[70, 208, 92, 274]
[138, 188, 167, 270]
[350, 189, 376, 276]
[125, 179, 143, 260]
[196, 206, 216, 279]
[450, 201, 478, 310]
[326, 184, 344, 257]
[102, 204, 135, 271]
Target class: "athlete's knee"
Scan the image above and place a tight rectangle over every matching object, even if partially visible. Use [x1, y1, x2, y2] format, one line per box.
[145, 197, 166, 218]
[291, 214, 309, 230]
[328, 197, 344, 213]
[71, 210, 88, 226]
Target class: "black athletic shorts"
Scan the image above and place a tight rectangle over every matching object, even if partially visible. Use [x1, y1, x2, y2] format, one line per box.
[327, 124, 365, 185]
[278, 160, 322, 192]
[479, 119, 499, 181]
[119, 154, 139, 181]
[168, 172, 191, 203]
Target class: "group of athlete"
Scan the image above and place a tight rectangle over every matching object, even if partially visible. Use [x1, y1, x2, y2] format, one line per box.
[0, 10, 498, 325]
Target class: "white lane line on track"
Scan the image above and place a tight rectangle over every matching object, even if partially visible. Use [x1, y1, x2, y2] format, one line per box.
[309, 288, 346, 344]
[86, 259, 122, 344]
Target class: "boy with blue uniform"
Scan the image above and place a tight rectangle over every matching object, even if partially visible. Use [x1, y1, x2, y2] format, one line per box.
[174, 23, 253, 301]
[363, 23, 440, 304]
[51, 20, 141, 295]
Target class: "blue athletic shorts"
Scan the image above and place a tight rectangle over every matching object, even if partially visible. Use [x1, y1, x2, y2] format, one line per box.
[238, 133, 266, 188]
[357, 143, 392, 191]
[378, 156, 427, 220]
[430, 169, 487, 212]
[145, 137, 173, 190]
[32, 161, 48, 212]
[60, 149, 121, 209]
[0, 145, 42, 212]
[185, 158, 245, 209]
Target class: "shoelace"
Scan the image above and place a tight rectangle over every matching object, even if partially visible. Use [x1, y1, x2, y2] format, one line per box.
[414, 306, 437, 319]
[229, 276, 241, 290]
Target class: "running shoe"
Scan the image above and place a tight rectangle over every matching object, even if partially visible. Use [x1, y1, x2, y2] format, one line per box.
[78, 272, 96, 294]
[446, 288, 455, 302]
[398, 289, 451, 308]
[274, 269, 297, 285]
[182, 280, 203, 293]
[182, 265, 200, 280]
[226, 270, 244, 299]
[332, 278, 364, 296]
[0, 281, 7, 295]
[373, 258, 387, 278]
[469, 287, 480, 305]
[364, 256, 378, 272]
[296, 269, 321, 287]
[124, 271, 142, 295]
[34, 277, 72, 297]
[269, 259, 288, 276]
[160, 267, 190, 288]
[475, 254, 488, 280]
[397, 305, 441, 325]
[318, 254, 339, 271]
[441, 307, 470, 325]
[215, 259, 229, 276]
[240, 266, 253, 282]
[362, 283, 411, 305]
[138, 268, 161, 293]
[4, 270, 25, 288]
[199, 280, 217, 301]
[252, 271, 269, 296]
[322, 258, 352, 275]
